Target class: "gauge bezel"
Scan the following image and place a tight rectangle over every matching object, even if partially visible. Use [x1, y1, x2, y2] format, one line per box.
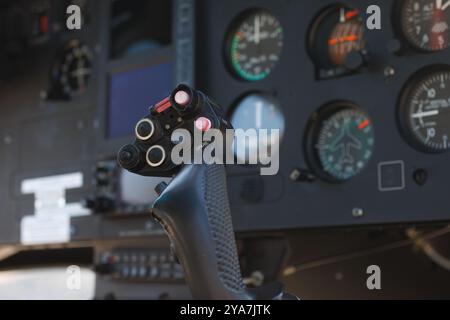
[392, 0, 450, 54]
[50, 39, 93, 98]
[307, 4, 343, 69]
[223, 8, 283, 82]
[307, 3, 365, 79]
[397, 64, 450, 154]
[228, 91, 285, 131]
[305, 101, 374, 183]
[228, 91, 285, 164]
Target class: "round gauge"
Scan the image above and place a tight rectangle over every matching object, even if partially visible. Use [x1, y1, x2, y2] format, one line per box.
[309, 5, 366, 72]
[399, 0, 450, 52]
[226, 9, 283, 81]
[398, 67, 450, 152]
[230, 93, 285, 163]
[54, 40, 92, 97]
[306, 103, 375, 182]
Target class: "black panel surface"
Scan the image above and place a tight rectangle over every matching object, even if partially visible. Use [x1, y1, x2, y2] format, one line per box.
[195, 0, 450, 230]
[0, 0, 449, 246]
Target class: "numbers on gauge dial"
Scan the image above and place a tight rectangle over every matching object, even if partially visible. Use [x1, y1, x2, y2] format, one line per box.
[228, 10, 283, 81]
[403, 70, 450, 152]
[400, 0, 450, 51]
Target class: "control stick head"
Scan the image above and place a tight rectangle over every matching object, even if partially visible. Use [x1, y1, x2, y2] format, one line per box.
[118, 84, 232, 177]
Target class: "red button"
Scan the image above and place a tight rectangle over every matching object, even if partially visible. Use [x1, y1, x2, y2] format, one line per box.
[154, 97, 172, 113]
[174, 90, 190, 106]
[195, 117, 212, 132]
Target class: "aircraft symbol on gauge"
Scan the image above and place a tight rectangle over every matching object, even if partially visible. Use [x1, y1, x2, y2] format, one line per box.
[308, 104, 375, 182]
[328, 123, 363, 165]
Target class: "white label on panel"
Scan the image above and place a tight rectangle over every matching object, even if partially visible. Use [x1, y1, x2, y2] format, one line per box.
[20, 172, 90, 245]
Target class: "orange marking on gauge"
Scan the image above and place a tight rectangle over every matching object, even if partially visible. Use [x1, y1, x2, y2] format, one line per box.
[328, 34, 359, 46]
[358, 119, 370, 130]
[345, 10, 359, 20]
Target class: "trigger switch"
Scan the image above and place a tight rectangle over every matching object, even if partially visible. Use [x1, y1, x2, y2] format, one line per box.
[155, 181, 168, 196]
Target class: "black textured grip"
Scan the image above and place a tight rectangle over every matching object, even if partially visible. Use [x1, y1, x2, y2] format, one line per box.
[151, 163, 250, 299]
[203, 165, 245, 293]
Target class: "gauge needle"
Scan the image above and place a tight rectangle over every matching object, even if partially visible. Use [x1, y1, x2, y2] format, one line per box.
[412, 110, 440, 118]
[71, 68, 91, 77]
[358, 119, 370, 130]
[255, 101, 262, 128]
[254, 15, 260, 44]
[339, 8, 346, 23]
[442, 0, 450, 10]
[76, 58, 86, 87]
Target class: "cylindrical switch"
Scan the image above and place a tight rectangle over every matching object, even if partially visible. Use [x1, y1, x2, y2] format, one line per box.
[117, 144, 142, 170]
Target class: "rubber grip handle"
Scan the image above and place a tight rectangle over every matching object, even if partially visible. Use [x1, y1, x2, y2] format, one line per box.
[152, 164, 251, 299]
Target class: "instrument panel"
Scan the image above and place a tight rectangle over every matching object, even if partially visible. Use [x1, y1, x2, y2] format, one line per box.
[0, 0, 449, 245]
[196, 0, 450, 230]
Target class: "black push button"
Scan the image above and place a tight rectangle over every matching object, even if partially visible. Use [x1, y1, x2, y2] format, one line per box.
[146, 145, 166, 167]
[135, 118, 155, 140]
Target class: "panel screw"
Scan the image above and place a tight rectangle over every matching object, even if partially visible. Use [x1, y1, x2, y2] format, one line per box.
[290, 168, 316, 182]
[77, 120, 85, 130]
[3, 135, 12, 145]
[413, 168, 428, 186]
[334, 272, 344, 281]
[290, 169, 301, 181]
[40, 90, 48, 100]
[384, 66, 395, 77]
[352, 207, 364, 218]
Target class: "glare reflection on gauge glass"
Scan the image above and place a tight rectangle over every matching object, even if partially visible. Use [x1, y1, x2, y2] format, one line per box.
[230, 93, 285, 163]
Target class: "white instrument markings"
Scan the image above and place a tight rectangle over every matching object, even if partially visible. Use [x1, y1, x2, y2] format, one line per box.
[442, 0, 450, 10]
[412, 110, 440, 118]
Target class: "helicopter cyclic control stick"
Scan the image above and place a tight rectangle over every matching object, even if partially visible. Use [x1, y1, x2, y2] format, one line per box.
[117, 85, 290, 300]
